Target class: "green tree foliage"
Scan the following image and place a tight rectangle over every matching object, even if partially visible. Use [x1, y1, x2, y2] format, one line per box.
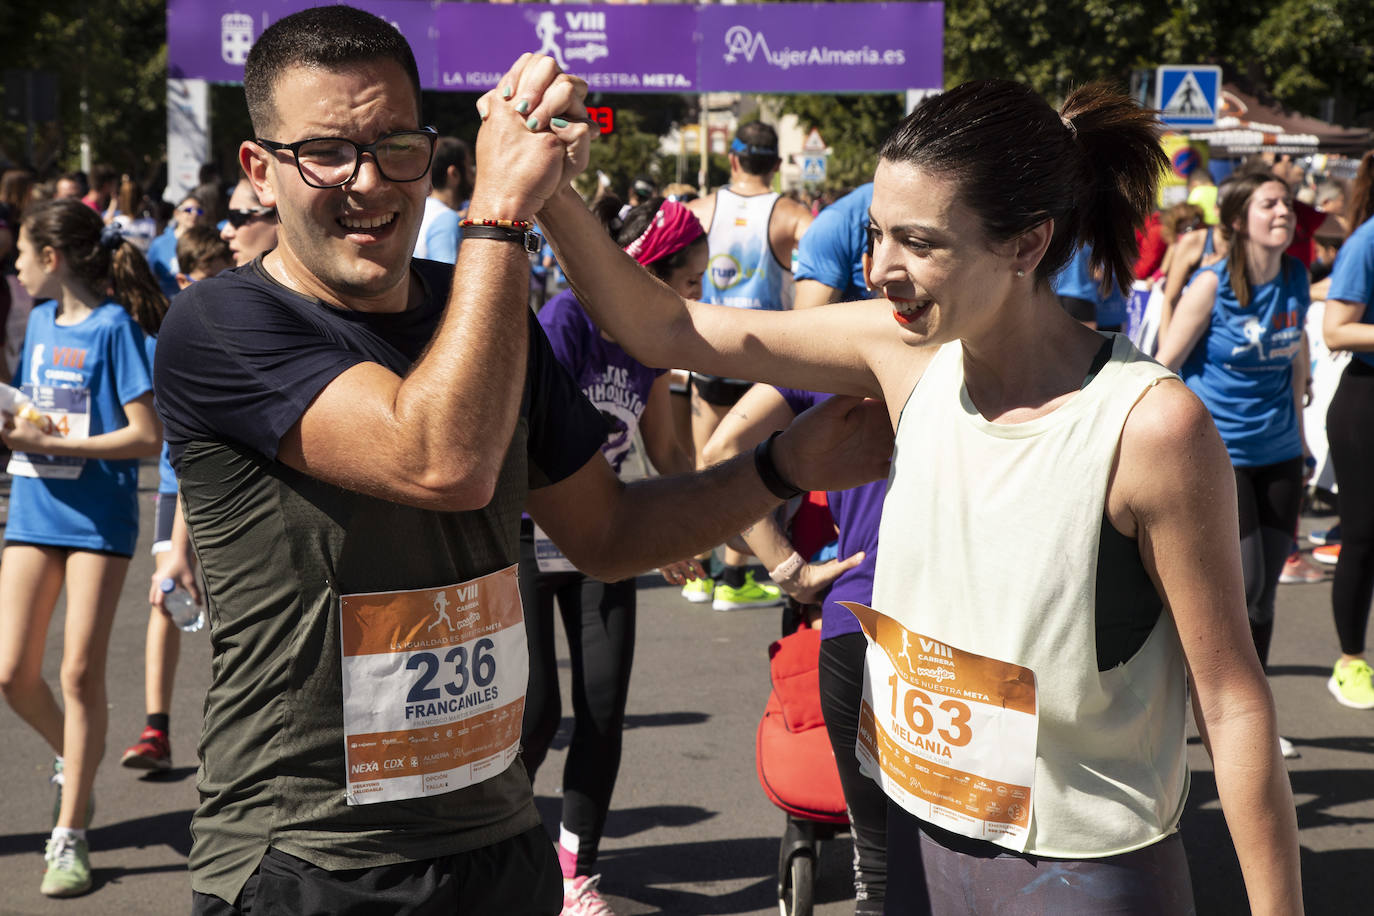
[0, 0, 168, 183]
[778, 92, 904, 190]
[943, 0, 1373, 123]
[1248, 0, 1374, 123]
[576, 108, 664, 200]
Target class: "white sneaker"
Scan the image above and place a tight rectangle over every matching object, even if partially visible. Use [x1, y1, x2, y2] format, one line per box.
[563, 874, 615, 916]
[1278, 736, 1299, 759]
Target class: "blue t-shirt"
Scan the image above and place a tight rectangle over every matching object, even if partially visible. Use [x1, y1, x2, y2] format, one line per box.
[775, 387, 887, 641]
[539, 289, 664, 474]
[795, 183, 875, 301]
[1328, 215, 1374, 368]
[414, 198, 461, 265]
[8, 300, 154, 554]
[1181, 257, 1310, 467]
[146, 225, 181, 300]
[1054, 244, 1128, 329]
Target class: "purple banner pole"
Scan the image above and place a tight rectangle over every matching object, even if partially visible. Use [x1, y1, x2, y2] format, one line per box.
[168, 0, 943, 94]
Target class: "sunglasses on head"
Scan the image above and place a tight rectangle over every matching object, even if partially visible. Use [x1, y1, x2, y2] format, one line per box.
[226, 206, 274, 228]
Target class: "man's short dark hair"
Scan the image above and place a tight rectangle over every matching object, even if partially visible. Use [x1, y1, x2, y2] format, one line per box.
[59, 171, 88, 196]
[243, 4, 422, 136]
[177, 225, 233, 276]
[732, 121, 780, 177]
[431, 136, 473, 197]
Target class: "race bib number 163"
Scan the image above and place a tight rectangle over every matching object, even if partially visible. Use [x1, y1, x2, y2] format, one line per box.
[841, 602, 1038, 851]
[339, 565, 527, 805]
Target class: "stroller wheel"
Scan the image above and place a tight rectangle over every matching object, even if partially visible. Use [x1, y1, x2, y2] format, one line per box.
[779, 848, 815, 916]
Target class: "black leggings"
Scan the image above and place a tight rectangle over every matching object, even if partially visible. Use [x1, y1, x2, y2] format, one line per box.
[819, 632, 890, 915]
[1234, 457, 1304, 667]
[1327, 361, 1374, 655]
[519, 526, 636, 876]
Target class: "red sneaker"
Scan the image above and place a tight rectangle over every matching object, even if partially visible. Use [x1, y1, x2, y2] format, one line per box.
[1312, 544, 1341, 566]
[1279, 553, 1328, 584]
[120, 727, 171, 771]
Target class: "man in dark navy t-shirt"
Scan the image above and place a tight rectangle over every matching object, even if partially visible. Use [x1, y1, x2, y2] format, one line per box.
[156, 9, 891, 916]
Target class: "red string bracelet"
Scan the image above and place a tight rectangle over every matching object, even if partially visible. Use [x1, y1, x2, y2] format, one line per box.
[460, 218, 534, 230]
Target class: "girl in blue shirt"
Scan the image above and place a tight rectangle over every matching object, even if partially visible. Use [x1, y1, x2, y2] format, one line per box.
[1157, 173, 1310, 693]
[1, 199, 164, 898]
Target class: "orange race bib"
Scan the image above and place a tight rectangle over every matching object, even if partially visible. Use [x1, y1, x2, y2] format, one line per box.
[842, 602, 1038, 850]
[340, 565, 527, 805]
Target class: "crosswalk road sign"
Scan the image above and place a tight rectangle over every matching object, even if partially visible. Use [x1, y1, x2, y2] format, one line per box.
[1155, 66, 1221, 127]
[801, 156, 827, 183]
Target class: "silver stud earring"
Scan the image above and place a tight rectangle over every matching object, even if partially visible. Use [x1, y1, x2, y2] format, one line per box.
[1016, 269, 1025, 278]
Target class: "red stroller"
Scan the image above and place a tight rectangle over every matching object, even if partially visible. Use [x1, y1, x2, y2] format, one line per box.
[755, 493, 850, 916]
[757, 626, 849, 915]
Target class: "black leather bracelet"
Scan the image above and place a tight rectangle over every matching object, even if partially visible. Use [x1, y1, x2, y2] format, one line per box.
[461, 224, 541, 253]
[753, 430, 804, 500]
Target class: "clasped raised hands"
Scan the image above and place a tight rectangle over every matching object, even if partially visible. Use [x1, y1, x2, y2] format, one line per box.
[473, 54, 592, 218]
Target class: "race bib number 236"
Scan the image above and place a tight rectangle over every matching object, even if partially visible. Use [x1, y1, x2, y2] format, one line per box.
[339, 565, 527, 805]
[842, 602, 1038, 851]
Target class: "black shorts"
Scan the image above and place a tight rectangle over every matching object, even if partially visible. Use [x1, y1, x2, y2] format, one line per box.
[690, 372, 754, 407]
[190, 824, 562, 916]
[154, 491, 178, 544]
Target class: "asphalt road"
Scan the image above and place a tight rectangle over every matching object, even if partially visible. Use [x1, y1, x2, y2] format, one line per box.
[0, 464, 1369, 915]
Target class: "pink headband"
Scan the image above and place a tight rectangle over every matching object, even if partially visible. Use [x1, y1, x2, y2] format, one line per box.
[623, 200, 703, 267]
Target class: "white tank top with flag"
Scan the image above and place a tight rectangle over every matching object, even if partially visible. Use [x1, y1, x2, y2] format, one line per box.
[701, 188, 791, 310]
[865, 333, 1190, 858]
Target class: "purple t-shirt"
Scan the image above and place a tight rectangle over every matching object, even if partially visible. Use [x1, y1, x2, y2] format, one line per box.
[539, 289, 665, 474]
[776, 387, 887, 640]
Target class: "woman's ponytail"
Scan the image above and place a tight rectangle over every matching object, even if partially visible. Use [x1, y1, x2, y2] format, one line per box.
[1059, 84, 1168, 297]
[110, 240, 168, 336]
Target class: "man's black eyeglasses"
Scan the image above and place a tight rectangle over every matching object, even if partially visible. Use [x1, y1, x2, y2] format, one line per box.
[226, 206, 275, 228]
[252, 127, 439, 189]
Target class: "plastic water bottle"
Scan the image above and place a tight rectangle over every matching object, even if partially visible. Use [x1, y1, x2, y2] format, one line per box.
[160, 578, 204, 633]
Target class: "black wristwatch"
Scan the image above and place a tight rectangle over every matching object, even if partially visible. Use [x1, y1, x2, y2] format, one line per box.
[462, 224, 541, 253]
[754, 430, 804, 500]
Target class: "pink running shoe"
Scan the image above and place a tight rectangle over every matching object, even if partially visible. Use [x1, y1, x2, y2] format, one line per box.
[563, 874, 615, 916]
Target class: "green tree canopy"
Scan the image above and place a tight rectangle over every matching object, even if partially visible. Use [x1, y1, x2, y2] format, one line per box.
[1, 0, 167, 184]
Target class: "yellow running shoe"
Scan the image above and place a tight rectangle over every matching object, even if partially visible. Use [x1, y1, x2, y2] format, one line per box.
[1329, 658, 1374, 709]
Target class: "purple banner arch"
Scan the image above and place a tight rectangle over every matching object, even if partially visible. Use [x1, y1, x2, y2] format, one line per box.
[167, 1, 944, 94]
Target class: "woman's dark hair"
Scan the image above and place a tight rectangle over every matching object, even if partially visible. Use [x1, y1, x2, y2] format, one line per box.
[878, 79, 1166, 296]
[1217, 172, 1291, 309]
[243, 5, 422, 135]
[191, 180, 224, 227]
[22, 198, 168, 335]
[1, 169, 35, 219]
[1349, 150, 1374, 231]
[593, 195, 705, 281]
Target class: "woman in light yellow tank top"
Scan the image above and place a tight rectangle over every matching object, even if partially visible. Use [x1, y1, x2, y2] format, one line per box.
[510, 62, 1302, 916]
